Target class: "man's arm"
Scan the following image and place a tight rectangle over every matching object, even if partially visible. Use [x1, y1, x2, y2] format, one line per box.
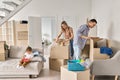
[81, 36, 91, 39]
[78, 26, 91, 40]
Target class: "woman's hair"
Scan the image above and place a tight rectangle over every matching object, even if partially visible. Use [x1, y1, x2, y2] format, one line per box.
[61, 21, 68, 32]
[26, 46, 32, 52]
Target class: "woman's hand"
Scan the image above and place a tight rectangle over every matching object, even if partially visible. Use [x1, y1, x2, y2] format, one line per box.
[55, 38, 59, 43]
[62, 39, 70, 45]
[64, 39, 70, 42]
[56, 31, 63, 43]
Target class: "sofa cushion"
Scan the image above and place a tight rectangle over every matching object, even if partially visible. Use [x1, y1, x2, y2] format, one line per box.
[112, 51, 120, 62]
[32, 48, 43, 53]
[31, 57, 42, 62]
[10, 46, 26, 58]
[0, 58, 43, 75]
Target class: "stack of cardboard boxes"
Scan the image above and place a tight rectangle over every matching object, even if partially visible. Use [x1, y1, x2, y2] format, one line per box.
[0, 41, 6, 61]
[89, 38, 111, 61]
[60, 37, 110, 80]
[49, 39, 70, 71]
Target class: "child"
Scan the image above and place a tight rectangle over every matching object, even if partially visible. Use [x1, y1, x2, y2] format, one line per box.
[17, 46, 33, 69]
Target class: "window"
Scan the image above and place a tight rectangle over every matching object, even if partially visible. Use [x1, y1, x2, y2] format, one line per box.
[0, 21, 14, 46]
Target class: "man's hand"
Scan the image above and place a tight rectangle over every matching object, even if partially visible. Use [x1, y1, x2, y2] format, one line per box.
[81, 36, 91, 39]
[86, 37, 91, 39]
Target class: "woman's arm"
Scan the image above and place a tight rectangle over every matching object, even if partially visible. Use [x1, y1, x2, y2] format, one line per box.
[56, 31, 63, 42]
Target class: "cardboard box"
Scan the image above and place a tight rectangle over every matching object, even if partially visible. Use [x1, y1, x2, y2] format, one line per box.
[86, 37, 102, 46]
[90, 39, 111, 61]
[49, 58, 68, 71]
[50, 45, 69, 59]
[82, 45, 90, 58]
[61, 66, 90, 80]
[0, 41, 6, 53]
[83, 38, 111, 61]
[0, 53, 5, 61]
[93, 48, 109, 59]
[53, 39, 69, 46]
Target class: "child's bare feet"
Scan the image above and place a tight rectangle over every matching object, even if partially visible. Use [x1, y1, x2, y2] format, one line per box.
[19, 66, 24, 69]
[16, 65, 20, 69]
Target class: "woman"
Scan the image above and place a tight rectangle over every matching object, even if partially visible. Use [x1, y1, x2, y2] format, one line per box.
[56, 21, 74, 59]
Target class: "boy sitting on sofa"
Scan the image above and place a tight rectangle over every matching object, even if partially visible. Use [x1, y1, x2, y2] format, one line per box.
[17, 46, 33, 69]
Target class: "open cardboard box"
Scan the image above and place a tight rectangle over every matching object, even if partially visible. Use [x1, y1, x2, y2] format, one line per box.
[50, 39, 70, 59]
[82, 37, 111, 61]
[53, 39, 69, 46]
[50, 45, 69, 59]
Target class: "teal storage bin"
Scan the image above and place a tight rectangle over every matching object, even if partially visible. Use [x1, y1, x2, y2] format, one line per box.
[68, 60, 85, 71]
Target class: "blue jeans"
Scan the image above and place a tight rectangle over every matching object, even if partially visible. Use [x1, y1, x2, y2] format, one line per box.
[73, 45, 82, 60]
[70, 39, 74, 58]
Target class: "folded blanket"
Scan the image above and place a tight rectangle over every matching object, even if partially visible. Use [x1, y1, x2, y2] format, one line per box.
[100, 47, 113, 55]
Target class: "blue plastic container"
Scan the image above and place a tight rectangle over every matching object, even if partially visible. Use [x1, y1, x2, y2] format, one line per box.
[68, 60, 85, 71]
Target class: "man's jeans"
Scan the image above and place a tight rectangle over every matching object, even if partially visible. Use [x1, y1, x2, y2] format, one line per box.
[73, 45, 81, 60]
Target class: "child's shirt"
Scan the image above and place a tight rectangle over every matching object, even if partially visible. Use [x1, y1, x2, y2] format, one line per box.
[24, 52, 33, 59]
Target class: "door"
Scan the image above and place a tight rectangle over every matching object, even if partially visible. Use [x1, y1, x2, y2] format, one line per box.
[28, 16, 42, 48]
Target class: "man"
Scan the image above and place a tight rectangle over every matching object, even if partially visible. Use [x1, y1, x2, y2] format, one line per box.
[73, 19, 97, 60]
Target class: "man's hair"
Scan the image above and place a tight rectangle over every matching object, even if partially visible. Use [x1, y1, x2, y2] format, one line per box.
[26, 46, 32, 51]
[89, 19, 97, 24]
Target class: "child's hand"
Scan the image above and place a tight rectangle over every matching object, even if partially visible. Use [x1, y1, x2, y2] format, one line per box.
[22, 55, 25, 59]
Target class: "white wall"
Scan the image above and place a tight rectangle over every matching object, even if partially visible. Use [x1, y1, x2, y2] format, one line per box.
[9, 0, 120, 52]
[10, 0, 94, 40]
[92, 0, 120, 53]
[10, 0, 91, 20]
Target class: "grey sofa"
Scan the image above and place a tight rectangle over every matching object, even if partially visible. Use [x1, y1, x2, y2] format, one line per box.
[91, 51, 120, 80]
[0, 46, 44, 78]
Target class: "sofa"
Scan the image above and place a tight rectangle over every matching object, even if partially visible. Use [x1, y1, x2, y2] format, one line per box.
[91, 51, 120, 80]
[0, 46, 44, 78]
